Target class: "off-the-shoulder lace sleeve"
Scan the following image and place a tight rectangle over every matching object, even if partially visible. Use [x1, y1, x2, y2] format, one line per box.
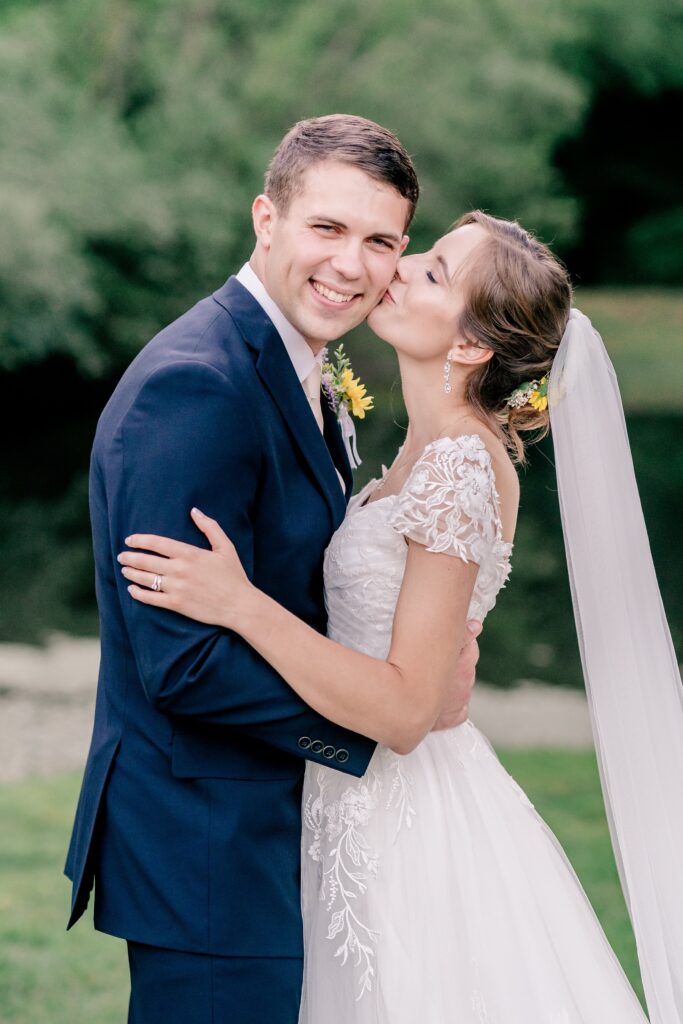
[388, 434, 504, 565]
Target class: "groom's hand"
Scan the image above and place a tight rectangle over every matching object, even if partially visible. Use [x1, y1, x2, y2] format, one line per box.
[431, 620, 482, 731]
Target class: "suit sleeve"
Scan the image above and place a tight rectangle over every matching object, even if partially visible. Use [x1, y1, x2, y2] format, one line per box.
[111, 358, 376, 777]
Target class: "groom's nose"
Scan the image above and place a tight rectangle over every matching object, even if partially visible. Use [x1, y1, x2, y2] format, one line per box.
[329, 239, 364, 281]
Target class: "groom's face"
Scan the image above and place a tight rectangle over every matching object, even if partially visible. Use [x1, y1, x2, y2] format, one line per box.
[254, 160, 410, 350]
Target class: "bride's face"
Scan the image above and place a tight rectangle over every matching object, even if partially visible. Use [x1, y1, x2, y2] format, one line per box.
[368, 224, 488, 359]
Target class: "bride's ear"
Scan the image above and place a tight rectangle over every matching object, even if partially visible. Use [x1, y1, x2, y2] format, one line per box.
[448, 337, 494, 368]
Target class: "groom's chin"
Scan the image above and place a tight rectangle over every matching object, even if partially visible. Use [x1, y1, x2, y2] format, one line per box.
[303, 305, 373, 343]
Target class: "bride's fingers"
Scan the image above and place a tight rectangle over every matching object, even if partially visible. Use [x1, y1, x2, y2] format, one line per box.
[120, 566, 169, 589]
[124, 533, 188, 558]
[464, 619, 483, 644]
[126, 583, 170, 608]
[117, 551, 169, 574]
[191, 508, 233, 552]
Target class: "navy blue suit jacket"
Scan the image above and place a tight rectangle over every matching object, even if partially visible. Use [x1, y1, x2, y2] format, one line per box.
[64, 277, 377, 957]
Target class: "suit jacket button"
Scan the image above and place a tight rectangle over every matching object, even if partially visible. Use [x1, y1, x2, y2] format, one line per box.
[298, 736, 312, 750]
[322, 745, 336, 759]
[335, 748, 349, 764]
[310, 740, 324, 754]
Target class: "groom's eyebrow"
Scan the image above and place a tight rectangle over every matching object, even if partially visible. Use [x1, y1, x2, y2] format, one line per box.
[307, 215, 402, 244]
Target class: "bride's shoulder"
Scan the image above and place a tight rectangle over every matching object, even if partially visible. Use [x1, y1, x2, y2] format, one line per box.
[421, 424, 519, 538]
[425, 420, 513, 474]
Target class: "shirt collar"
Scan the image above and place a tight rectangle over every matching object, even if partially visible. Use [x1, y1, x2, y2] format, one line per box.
[236, 262, 324, 382]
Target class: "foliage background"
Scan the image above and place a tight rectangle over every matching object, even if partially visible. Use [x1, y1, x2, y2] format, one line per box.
[1, 2, 680, 1017]
[1, 0, 681, 687]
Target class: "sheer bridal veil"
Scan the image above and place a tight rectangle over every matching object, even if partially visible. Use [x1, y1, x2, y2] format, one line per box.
[549, 309, 683, 1023]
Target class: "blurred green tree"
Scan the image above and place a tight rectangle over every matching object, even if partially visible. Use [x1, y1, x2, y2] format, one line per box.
[1, 0, 681, 375]
[1, 0, 681, 672]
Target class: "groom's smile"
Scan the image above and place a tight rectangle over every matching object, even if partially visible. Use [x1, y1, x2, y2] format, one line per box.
[251, 160, 410, 352]
[309, 278, 361, 307]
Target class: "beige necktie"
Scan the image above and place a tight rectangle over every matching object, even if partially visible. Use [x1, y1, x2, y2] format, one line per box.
[302, 363, 346, 493]
[302, 363, 325, 433]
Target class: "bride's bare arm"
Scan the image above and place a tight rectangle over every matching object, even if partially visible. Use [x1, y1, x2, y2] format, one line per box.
[234, 541, 478, 753]
[120, 508, 479, 754]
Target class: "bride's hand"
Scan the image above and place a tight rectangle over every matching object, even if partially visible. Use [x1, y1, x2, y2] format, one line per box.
[431, 619, 482, 731]
[118, 508, 251, 628]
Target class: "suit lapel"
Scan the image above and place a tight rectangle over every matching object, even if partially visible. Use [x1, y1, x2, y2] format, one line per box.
[214, 277, 348, 523]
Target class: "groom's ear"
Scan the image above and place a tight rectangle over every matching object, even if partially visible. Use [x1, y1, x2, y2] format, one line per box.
[252, 194, 277, 250]
[399, 235, 410, 255]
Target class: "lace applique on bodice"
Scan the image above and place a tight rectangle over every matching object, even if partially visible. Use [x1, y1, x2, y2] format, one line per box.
[304, 435, 514, 1000]
[323, 434, 513, 659]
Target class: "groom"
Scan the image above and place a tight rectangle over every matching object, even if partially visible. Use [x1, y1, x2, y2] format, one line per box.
[65, 114, 481, 1023]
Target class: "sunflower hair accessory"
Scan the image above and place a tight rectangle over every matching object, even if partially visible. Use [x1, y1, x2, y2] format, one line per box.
[321, 344, 374, 468]
[506, 374, 549, 412]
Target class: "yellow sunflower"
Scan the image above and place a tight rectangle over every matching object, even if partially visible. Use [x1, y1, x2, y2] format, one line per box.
[340, 367, 374, 419]
[528, 374, 549, 412]
[529, 391, 548, 412]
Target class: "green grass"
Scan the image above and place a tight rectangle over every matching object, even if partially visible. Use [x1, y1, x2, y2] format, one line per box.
[0, 775, 128, 1024]
[0, 752, 645, 1021]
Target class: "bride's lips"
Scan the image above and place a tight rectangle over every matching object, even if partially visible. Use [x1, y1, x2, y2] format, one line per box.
[381, 288, 395, 305]
[308, 279, 361, 310]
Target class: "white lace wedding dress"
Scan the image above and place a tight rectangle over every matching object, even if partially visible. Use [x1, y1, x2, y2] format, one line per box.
[298, 435, 648, 1023]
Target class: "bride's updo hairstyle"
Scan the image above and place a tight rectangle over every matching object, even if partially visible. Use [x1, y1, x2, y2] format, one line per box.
[454, 211, 572, 464]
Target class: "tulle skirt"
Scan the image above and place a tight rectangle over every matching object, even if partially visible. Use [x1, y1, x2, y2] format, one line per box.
[298, 721, 648, 1023]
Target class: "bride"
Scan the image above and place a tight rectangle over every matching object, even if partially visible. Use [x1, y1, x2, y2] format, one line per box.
[119, 212, 683, 1022]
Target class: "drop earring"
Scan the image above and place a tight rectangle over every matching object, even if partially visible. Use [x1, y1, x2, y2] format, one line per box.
[443, 356, 452, 395]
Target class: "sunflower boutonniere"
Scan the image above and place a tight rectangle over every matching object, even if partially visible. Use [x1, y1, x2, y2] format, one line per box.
[321, 345, 374, 419]
[321, 345, 374, 468]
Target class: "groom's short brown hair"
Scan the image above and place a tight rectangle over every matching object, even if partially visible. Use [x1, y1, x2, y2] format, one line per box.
[265, 114, 419, 228]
